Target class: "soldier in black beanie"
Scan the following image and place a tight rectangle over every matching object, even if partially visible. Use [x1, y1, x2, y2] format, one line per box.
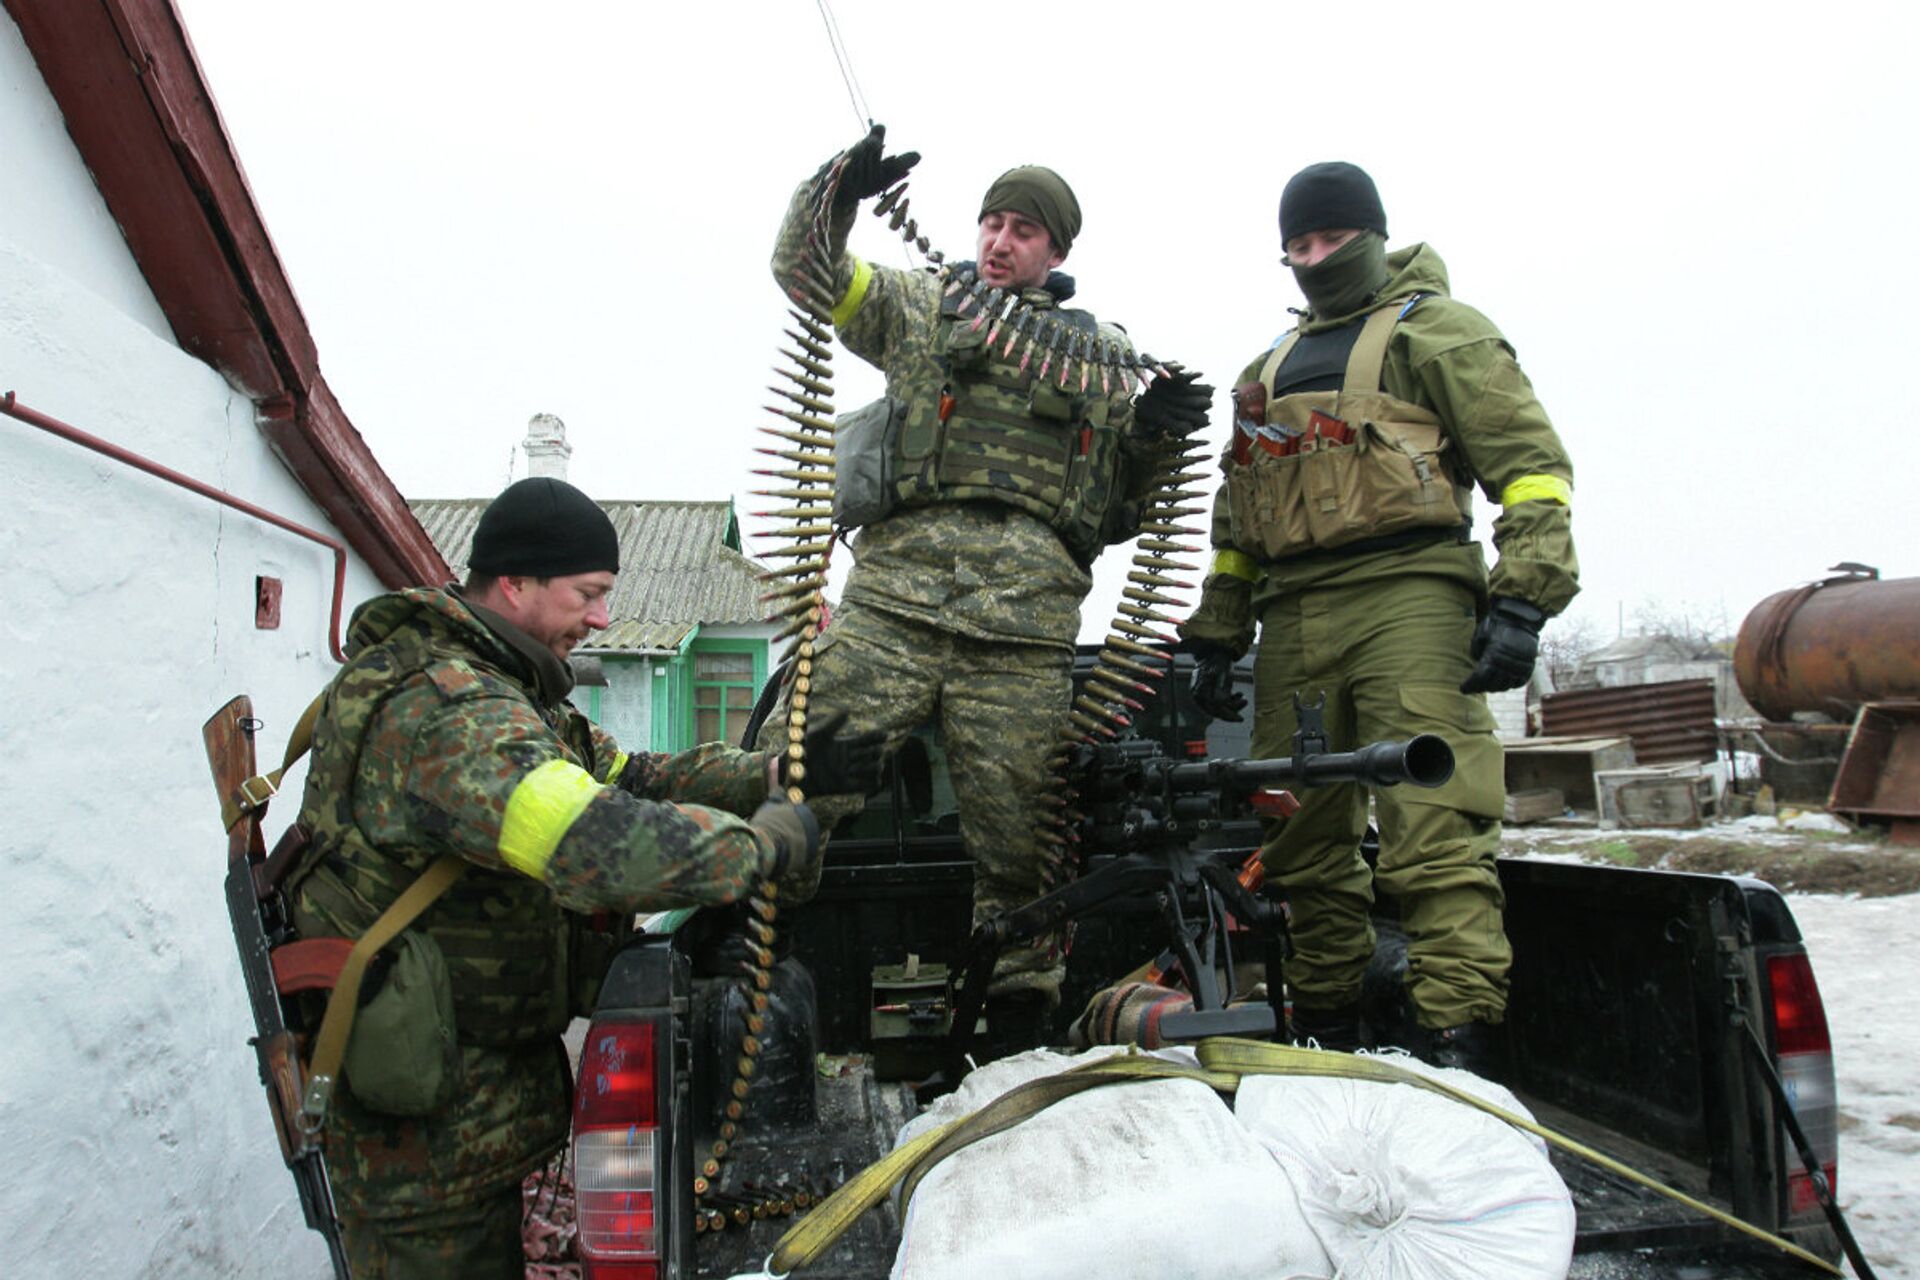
[1182, 160, 1581, 1079]
[287, 476, 885, 1276]
[468, 476, 620, 581]
[1279, 161, 1388, 247]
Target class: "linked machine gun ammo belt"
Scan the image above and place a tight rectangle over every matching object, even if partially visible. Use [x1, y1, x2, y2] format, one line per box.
[945, 695, 1455, 1075]
[717, 132, 1211, 1203]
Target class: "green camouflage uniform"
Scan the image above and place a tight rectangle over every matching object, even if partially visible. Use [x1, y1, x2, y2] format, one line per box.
[768, 181, 1153, 997]
[290, 586, 777, 1273]
[1182, 241, 1579, 1029]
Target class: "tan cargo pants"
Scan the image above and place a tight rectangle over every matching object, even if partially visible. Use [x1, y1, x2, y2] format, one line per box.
[762, 602, 1072, 1000]
[1252, 575, 1510, 1028]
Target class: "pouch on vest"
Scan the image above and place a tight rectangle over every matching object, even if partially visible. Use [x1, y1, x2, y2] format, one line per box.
[1224, 302, 1470, 561]
[834, 395, 906, 530]
[340, 927, 462, 1116]
[1054, 400, 1124, 562]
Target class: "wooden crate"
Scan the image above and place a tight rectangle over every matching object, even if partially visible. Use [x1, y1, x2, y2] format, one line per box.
[1503, 736, 1637, 812]
[1504, 787, 1567, 824]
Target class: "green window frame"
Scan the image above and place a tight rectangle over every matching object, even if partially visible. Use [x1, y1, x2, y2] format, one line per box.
[687, 639, 764, 748]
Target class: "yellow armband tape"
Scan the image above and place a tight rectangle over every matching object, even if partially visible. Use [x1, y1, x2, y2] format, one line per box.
[499, 759, 604, 879]
[1501, 474, 1572, 507]
[831, 257, 874, 329]
[604, 751, 629, 786]
[1210, 548, 1261, 582]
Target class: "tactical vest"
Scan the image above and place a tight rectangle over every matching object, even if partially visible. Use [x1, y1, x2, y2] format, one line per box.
[290, 620, 579, 1050]
[882, 292, 1130, 562]
[1223, 296, 1472, 562]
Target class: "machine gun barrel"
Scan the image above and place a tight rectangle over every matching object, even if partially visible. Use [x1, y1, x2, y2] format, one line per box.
[1166, 733, 1454, 794]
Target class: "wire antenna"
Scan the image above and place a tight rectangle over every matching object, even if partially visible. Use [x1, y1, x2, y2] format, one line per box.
[814, 0, 871, 128]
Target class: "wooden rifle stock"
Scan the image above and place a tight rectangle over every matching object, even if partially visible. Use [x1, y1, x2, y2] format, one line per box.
[203, 695, 350, 1279]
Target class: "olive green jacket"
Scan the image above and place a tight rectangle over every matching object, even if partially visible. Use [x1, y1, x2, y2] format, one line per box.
[1182, 243, 1580, 654]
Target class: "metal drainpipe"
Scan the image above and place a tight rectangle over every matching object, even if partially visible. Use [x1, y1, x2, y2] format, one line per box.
[3, 390, 348, 662]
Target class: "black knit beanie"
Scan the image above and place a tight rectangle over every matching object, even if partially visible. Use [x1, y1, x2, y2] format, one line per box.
[468, 477, 619, 577]
[1279, 162, 1387, 243]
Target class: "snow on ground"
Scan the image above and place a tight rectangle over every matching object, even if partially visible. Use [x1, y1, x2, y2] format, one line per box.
[1789, 894, 1920, 1280]
[1502, 818, 1917, 1276]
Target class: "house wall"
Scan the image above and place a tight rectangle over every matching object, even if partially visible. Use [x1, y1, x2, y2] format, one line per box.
[0, 18, 172, 341]
[598, 655, 656, 753]
[1, 17, 381, 1276]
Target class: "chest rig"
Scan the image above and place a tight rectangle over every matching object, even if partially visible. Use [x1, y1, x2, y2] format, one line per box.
[291, 623, 585, 1049]
[1223, 296, 1471, 561]
[879, 290, 1129, 562]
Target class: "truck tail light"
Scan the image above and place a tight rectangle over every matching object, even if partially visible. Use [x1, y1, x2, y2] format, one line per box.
[574, 1015, 662, 1279]
[1764, 952, 1839, 1220]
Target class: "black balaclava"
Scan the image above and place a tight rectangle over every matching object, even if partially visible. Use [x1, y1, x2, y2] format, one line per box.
[1292, 231, 1391, 319]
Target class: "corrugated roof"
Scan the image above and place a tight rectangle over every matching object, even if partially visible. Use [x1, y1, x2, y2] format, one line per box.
[1540, 678, 1720, 764]
[409, 498, 769, 653]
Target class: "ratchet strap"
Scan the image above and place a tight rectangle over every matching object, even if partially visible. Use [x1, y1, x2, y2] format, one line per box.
[763, 1038, 1843, 1278]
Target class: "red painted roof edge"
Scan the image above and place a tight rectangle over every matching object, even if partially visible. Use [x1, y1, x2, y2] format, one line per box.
[6, 0, 449, 588]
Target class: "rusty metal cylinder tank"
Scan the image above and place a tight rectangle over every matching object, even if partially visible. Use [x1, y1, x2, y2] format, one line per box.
[1734, 574, 1920, 721]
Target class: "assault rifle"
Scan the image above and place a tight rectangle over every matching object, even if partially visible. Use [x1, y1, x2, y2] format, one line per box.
[942, 695, 1453, 1076]
[203, 696, 351, 1279]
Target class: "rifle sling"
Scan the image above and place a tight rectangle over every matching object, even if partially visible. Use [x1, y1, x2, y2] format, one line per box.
[224, 691, 326, 832]
[302, 853, 469, 1130]
[219, 688, 471, 1132]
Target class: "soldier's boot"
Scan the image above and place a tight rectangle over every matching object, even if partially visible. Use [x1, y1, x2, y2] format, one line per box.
[1422, 1021, 1503, 1080]
[1289, 1000, 1364, 1054]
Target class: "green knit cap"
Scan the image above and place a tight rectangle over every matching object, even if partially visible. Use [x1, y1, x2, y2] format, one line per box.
[979, 165, 1082, 255]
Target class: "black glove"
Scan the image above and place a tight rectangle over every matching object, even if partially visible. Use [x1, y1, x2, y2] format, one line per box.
[1132, 368, 1214, 441]
[823, 123, 920, 213]
[749, 797, 821, 886]
[1459, 596, 1547, 694]
[790, 710, 888, 796]
[1188, 641, 1246, 723]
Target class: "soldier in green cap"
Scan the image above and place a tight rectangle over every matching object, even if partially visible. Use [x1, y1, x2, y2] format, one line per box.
[1180, 162, 1580, 1077]
[286, 477, 882, 1277]
[766, 126, 1211, 1031]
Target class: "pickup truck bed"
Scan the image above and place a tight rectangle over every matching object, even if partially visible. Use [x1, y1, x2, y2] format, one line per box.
[654, 851, 1841, 1279]
[583, 648, 1841, 1278]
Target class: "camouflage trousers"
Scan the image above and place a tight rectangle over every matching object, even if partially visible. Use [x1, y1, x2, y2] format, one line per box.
[322, 1040, 568, 1262]
[1252, 575, 1510, 1028]
[762, 603, 1073, 999]
[339, 1181, 523, 1280]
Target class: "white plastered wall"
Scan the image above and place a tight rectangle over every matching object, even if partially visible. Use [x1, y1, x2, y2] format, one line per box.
[0, 15, 378, 1277]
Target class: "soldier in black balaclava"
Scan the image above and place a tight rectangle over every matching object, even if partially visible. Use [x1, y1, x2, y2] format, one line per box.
[1181, 162, 1582, 1079]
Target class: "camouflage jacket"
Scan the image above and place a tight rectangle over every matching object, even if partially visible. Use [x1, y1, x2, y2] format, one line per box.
[291, 586, 774, 1211]
[773, 179, 1153, 650]
[1183, 242, 1580, 654]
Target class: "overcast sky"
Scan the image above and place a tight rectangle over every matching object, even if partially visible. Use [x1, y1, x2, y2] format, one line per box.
[173, 0, 1920, 646]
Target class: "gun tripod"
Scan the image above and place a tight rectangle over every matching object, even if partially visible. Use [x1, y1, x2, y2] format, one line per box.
[948, 833, 1289, 1079]
[929, 697, 1454, 1092]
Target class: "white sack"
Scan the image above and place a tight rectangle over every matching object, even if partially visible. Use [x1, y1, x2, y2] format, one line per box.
[891, 1047, 1330, 1280]
[1235, 1052, 1575, 1280]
